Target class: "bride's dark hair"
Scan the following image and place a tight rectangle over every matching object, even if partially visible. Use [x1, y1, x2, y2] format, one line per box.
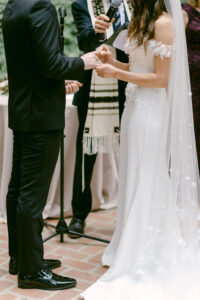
[128, 0, 167, 46]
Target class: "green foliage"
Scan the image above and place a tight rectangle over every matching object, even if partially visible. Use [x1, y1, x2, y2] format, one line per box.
[0, 0, 80, 82]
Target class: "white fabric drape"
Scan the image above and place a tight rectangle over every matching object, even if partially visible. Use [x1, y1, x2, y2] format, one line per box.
[0, 96, 119, 222]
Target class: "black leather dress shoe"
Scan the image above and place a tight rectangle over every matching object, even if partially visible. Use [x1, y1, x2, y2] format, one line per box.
[68, 218, 85, 239]
[18, 268, 76, 290]
[9, 257, 61, 275]
[43, 259, 61, 270]
[9, 257, 18, 275]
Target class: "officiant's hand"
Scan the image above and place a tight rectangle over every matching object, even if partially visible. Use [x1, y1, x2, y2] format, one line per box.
[65, 80, 83, 94]
[95, 64, 117, 79]
[94, 15, 114, 34]
[98, 45, 114, 65]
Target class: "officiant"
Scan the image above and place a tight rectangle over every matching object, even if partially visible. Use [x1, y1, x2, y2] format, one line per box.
[69, 0, 132, 237]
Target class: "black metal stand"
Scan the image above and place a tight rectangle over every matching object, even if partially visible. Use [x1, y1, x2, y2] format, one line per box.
[43, 7, 109, 245]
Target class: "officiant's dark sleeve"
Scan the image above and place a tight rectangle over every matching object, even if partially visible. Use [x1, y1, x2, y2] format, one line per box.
[72, 0, 105, 53]
[29, 0, 84, 80]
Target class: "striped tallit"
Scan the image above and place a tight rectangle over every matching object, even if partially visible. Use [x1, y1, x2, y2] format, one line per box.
[84, 0, 132, 155]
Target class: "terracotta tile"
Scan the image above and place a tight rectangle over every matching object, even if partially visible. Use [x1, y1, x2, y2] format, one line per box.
[88, 253, 102, 264]
[94, 266, 107, 276]
[0, 235, 8, 241]
[4, 274, 16, 281]
[0, 269, 7, 277]
[0, 279, 15, 290]
[87, 214, 111, 221]
[61, 250, 86, 260]
[56, 289, 81, 299]
[62, 259, 93, 271]
[66, 270, 99, 282]
[0, 294, 17, 300]
[76, 280, 91, 290]
[0, 208, 116, 299]
[11, 287, 50, 298]
[62, 243, 84, 251]
[49, 292, 76, 300]
[81, 245, 104, 255]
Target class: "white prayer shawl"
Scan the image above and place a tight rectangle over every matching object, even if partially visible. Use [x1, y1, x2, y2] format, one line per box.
[84, 0, 132, 155]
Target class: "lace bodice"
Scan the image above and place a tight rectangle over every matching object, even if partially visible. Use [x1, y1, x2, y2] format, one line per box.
[124, 39, 174, 104]
[125, 38, 174, 73]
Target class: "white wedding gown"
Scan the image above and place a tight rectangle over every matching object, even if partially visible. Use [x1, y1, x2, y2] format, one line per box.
[81, 39, 200, 300]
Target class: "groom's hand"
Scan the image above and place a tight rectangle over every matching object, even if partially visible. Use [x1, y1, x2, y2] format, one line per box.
[81, 51, 99, 70]
[65, 80, 83, 94]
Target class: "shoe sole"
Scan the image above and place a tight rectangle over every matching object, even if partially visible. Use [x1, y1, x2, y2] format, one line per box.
[18, 282, 76, 290]
[67, 233, 82, 239]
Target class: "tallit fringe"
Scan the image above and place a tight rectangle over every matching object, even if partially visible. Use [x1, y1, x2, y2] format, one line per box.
[83, 135, 120, 155]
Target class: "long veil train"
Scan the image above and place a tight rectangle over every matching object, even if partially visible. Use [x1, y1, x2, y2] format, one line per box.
[81, 0, 200, 299]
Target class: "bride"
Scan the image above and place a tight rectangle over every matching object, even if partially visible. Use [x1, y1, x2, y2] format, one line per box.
[81, 0, 200, 299]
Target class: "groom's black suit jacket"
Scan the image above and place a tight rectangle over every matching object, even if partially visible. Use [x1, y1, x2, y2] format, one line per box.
[2, 0, 85, 131]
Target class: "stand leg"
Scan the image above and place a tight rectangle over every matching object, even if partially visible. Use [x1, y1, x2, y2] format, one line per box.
[60, 132, 65, 242]
[43, 130, 110, 244]
[43, 8, 110, 245]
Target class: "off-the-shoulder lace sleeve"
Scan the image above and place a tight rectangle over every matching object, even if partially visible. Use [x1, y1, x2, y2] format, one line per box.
[148, 40, 174, 60]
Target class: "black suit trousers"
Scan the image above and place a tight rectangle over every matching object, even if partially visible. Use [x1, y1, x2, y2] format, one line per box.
[6, 130, 61, 273]
[72, 105, 97, 221]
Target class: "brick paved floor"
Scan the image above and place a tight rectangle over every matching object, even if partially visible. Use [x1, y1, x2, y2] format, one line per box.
[0, 208, 116, 300]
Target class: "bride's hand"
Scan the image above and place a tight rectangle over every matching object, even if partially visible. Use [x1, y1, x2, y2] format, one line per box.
[98, 45, 114, 65]
[95, 64, 117, 78]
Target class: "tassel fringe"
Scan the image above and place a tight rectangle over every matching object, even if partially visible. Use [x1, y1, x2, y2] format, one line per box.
[83, 135, 120, 155]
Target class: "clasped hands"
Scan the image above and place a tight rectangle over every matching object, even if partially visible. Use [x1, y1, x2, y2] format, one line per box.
[82, 45, 117, 78]
[66, 47, 116, 95]
[95, 45, 117, 78]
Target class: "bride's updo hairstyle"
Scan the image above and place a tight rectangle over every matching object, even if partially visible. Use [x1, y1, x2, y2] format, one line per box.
[128, 0, 167, 47]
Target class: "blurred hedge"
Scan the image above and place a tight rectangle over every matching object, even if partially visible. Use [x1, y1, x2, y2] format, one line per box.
[0, 0, 79, 82]
[52, 0, 80, 56]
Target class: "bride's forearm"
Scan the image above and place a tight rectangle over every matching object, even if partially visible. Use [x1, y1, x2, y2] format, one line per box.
[114, 68, 168, 88]
[112, 59, 130, 71]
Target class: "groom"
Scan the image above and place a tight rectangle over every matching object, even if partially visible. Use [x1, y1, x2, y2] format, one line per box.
[2, 0, 98, 291]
